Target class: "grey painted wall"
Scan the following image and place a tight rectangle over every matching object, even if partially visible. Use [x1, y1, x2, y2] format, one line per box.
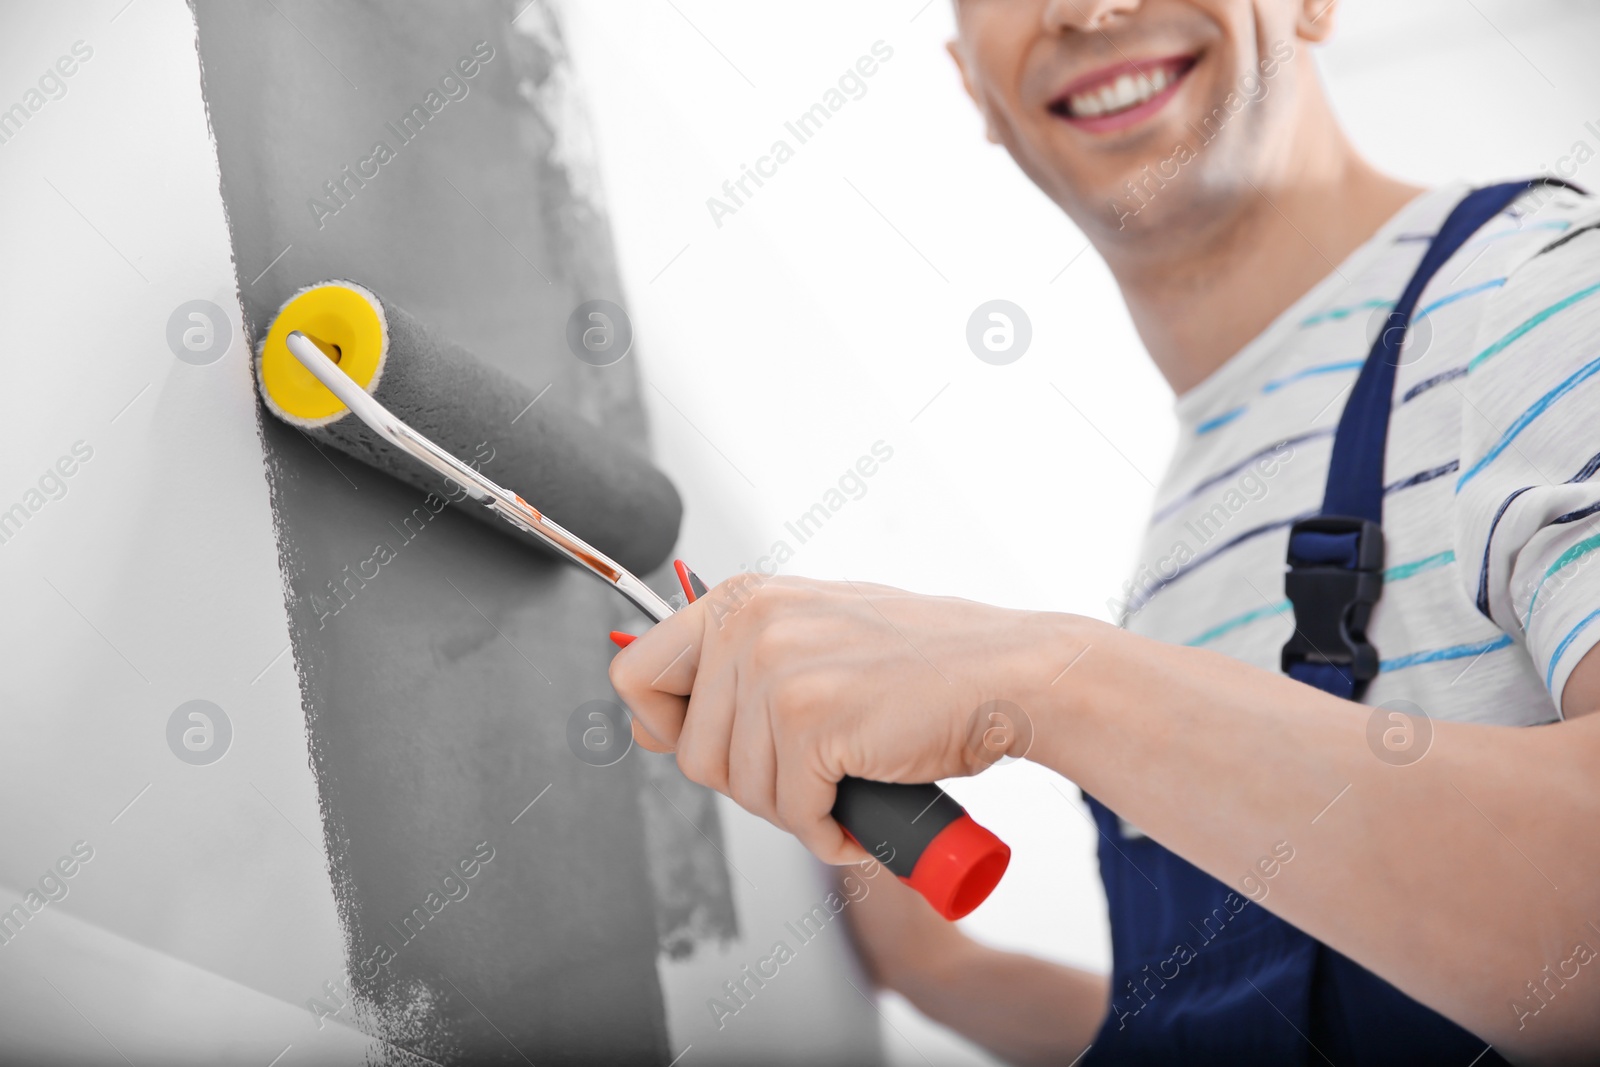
[192, 1, 735, 1061]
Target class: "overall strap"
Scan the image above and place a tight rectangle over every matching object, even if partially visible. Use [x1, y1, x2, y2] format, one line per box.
[1282, 178, 1582, 699]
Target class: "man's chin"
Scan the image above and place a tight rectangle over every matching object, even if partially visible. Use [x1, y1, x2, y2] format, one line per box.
[1073, 143, 1236, 242]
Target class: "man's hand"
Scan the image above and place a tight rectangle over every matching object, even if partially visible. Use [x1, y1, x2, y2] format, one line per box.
[607, 574, 1064, 864]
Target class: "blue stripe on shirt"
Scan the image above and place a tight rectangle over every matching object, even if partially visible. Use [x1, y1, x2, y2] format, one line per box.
[1567, 451, 1600, 485]
[1474, 486, 1537, 617]
[1461, 219, 1573, 253]
[1546, 609, 1600, 690]
[1466, 280, 1600, 374]
[1196, 407, 1246, 435]
[1383, 634, 1513, 674]
[1262, 360, 1366, 393]
[1299, 298, 1391, 328]
[1555, 501, 1600, 525]
[1414, 277, 1507, 321]
[1523, 531, 1600, 630]
[1384, 460, 1459, 494]
[1185, 599, 1292, 647]
[1401, 367, 1468, 404]
[1457, 355, 1600, 491]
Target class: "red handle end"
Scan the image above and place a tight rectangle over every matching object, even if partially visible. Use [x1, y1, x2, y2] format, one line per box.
[903, 813, 1011, 921]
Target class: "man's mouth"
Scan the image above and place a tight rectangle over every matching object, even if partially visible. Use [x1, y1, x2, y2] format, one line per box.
[1048, 54, 1198, 132]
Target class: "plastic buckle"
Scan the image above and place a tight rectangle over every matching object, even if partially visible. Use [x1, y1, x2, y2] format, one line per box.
[1280, 515, 1385, 685]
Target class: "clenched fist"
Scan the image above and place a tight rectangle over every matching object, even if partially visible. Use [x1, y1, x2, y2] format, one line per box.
[607, 573, 1074, 864]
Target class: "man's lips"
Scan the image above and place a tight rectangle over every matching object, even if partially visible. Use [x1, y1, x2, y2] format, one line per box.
[1048, 54, 1198, 133]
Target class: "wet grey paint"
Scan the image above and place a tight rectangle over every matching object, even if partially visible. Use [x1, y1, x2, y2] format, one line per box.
[190, 1, 736, 1061]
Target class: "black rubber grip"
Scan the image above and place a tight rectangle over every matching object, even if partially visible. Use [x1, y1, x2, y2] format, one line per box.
[831, 776, 964, 878]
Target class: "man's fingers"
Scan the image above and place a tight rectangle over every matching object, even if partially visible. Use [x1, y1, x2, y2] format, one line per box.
[794, 811, 862, 867]
[673, 665, 738, 794]
[612, 666, 690, 748]
[829, 830, 872, 867]
[630, 715, 676, 753]
[607, 602, 708, 748]
[726, 694, 779, 824]
[774, 756, 860, 866]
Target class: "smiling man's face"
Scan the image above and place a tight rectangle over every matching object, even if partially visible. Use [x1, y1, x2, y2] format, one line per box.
[951, 0, 1335, 244]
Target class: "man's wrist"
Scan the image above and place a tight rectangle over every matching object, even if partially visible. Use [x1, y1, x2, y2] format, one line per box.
[1003, 611, 1122, 768]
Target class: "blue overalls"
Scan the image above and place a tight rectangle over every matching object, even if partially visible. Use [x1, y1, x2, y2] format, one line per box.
[1082, 179, 1578, 1065]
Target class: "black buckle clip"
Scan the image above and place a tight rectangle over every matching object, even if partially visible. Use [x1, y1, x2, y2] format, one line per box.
[1280, 515, 1385, 684]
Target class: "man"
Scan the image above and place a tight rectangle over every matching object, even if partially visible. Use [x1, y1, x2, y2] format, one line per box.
[610, 0, 1600, 1062]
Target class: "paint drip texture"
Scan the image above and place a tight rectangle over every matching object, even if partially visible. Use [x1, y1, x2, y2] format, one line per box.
[192, 0, 737, 1061]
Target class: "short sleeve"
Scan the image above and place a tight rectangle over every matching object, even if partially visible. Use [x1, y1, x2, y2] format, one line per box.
[1454, 208, 1600, 709]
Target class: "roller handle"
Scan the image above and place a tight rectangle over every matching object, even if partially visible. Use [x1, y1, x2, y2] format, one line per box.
[671, 561, 1011, 921]
[831, 777, 1010, 921]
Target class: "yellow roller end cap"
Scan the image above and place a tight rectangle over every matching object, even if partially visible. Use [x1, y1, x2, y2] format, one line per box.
[260, 283, 385, 423]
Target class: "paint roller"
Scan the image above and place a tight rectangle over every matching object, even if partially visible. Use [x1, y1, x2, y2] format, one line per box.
[256, 280, 678, 576]
[256, 280, 1011, 921]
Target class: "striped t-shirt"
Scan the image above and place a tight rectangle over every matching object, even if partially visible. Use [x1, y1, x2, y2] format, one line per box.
[1117, 181, 1600, 728]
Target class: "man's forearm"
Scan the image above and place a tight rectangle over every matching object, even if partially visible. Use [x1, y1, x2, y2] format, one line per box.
[842, 866, 1105, 1066]
[883, 932, 1106, 1067]
[1022, 615, 1600, 1061]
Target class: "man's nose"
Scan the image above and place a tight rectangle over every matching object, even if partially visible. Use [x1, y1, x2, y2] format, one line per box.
[1043, 0, 1143, 33]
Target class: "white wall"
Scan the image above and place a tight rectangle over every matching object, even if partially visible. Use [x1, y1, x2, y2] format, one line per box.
[559, 0, 1600, 1062]
[0, 1, 367, 1062]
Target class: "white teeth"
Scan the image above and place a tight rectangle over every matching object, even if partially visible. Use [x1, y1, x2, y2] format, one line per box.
[1067, 63, 1179, 120]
